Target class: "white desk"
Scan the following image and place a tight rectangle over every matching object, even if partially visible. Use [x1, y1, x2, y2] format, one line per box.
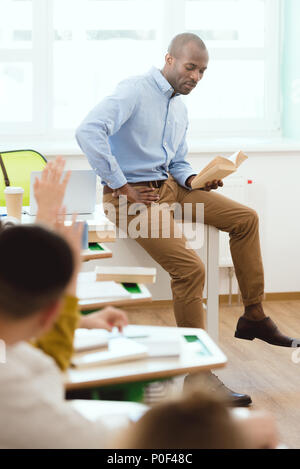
[65, 325, 227, 391]
[19, 206, 116, 243]
[70, 400, 148, 426]
[81, 243, 112, 262]
[79, 283, 152, 311]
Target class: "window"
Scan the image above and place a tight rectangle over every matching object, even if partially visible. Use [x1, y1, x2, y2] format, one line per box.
[0, 0, 281, 142]
[0, 0, 33, 128]
[184, 0, 281, 138]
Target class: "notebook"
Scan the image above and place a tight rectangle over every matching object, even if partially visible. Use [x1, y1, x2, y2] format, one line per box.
[72, 338, 148, 367]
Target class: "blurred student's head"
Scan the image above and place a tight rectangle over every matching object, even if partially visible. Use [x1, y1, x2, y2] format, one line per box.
[0, 222, 73, 343]
[123, 391, 246, 449]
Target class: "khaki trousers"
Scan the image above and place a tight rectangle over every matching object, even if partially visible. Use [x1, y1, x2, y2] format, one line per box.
[103, 176, 264, 330]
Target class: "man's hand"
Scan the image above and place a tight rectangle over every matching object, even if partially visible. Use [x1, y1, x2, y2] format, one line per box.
[112, 184, 159, 206]
[186, 175, 223, 192]
[79, 307, 128, 332]
[202, 180, 224, 192]
[35, 156, 71, 226]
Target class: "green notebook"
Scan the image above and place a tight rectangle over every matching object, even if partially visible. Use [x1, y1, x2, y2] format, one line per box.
[122, 283, 142, 294]
[88, 243, 104, 251]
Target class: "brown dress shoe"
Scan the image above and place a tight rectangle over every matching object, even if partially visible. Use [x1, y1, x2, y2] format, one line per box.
[235, 316, 300, 348]
[184, 372, 252, 407]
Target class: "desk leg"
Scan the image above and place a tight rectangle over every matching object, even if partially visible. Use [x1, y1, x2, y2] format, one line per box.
[206, 226, 219, 343]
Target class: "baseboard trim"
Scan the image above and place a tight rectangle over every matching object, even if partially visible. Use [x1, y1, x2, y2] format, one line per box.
[219, 292, 300, 304]
[150, 293, 300, 308]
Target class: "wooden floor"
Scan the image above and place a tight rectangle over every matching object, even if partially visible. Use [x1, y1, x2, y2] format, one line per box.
[125, 300, 300, 449]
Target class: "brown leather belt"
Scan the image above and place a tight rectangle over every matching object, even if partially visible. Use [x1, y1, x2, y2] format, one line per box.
[103, 179, 166, 195]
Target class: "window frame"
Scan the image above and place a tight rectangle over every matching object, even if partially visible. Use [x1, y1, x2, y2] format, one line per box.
[0, 0, 282, 141]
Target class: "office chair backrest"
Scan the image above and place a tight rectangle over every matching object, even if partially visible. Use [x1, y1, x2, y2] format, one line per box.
[0, 150, 47, 207]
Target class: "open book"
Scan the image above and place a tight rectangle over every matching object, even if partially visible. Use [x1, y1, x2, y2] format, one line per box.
[191, 150, 248, 190]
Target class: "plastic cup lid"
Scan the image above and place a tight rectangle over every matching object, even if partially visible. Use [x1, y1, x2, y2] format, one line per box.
[4, 187, 24, 194]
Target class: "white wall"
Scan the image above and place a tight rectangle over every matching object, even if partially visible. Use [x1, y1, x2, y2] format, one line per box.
[187, 151, 300, 294]
[48, 149, 300, 295]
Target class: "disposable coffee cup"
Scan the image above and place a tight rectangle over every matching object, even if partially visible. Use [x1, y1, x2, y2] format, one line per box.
[4, 187, 24, 220]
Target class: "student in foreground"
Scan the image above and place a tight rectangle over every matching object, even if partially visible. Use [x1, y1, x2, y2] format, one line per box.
[121, 391, 279, 450]
[1, 156, 128, 372]
[0, 219, 118, 448]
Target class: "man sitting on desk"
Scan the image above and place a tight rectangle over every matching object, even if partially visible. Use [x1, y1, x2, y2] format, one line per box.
[76, 33, 300, 407]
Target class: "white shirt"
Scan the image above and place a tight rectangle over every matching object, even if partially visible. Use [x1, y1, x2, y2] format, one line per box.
[0, 342, 112, 449]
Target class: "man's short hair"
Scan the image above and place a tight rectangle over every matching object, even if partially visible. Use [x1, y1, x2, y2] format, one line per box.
[0, 223, 74, 320]
[168, 33, 207, 58]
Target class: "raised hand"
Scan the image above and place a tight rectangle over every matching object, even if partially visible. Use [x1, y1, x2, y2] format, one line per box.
[35, 156, 71, 226]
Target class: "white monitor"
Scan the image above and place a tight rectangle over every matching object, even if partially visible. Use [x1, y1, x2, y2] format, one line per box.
[29, 170, 97, 215]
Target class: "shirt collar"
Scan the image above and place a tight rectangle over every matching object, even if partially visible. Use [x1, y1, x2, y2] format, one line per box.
[148, 66, 179, 98]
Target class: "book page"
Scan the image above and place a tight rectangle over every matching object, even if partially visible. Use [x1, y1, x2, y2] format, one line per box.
[191, 165, 236, 189]
[228, 150, 248, 168]
[198, 156, 234, 177]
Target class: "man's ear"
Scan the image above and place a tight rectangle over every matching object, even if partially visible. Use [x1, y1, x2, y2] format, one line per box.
[165, 53, 173, 66]
[38, 299, 63, 333]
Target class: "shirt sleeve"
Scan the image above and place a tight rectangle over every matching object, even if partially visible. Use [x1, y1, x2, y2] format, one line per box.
[168, 123, 196, 189]
[75, 80, 139, 190]
[31, 295, 80, 371]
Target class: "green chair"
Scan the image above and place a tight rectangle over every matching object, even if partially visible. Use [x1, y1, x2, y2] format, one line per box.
[0, 149, 47, 207]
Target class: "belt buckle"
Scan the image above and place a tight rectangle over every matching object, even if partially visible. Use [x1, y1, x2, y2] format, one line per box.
[152, 180, 159, 189]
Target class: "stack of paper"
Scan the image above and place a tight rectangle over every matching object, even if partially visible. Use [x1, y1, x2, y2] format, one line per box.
[134, 335, 182, 357]
[110, 326, 182, 358]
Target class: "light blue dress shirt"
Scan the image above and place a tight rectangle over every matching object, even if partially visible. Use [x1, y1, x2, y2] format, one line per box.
[76, 67, 196, 190]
